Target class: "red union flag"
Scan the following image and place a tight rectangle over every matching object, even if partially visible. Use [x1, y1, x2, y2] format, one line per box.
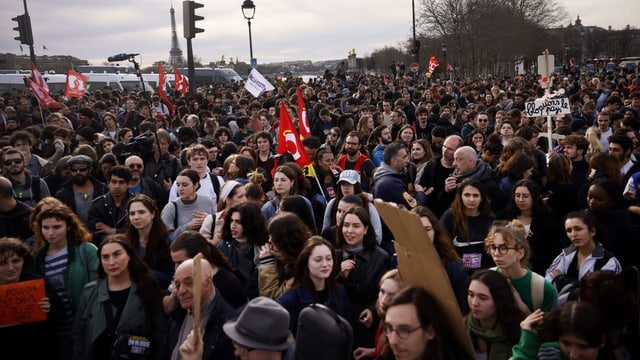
[173, 66, 188, 94]
[158, 63, 166, 95]
[31, 62, 49, 93]
[297, 86, 311, 138]
[64, 70, 88, 98]
[26, 78, 61, 110]
[427, 54, 440, 75]
[277, 101, 312, 170]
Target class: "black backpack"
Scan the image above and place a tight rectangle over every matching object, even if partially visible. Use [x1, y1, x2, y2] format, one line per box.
[295, 303, 353, 360]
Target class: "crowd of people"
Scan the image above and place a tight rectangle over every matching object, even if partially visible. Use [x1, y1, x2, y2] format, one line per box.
[1, 66, 640, 359]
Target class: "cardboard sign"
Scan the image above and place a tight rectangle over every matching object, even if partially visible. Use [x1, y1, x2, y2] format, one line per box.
[374, 200, 474, 358]
[524, 97, 571, 117]
[0, 278, 47, 327]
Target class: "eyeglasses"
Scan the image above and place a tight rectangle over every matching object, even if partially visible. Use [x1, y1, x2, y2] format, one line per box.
[4, 158, 23, 166]
[478, 119, 489, 123]
[486, 245, 518, 255]
[381, 324, 422, 340]
[128, 164, 143, 169]
[70, 166, 89, 173]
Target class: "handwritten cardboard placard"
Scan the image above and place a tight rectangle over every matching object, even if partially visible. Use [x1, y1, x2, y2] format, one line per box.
[525, 97, 571, 117]
[0, 278, 47, 327]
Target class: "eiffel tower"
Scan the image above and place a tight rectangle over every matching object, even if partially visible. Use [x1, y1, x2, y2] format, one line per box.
[168, 3, 185, 66]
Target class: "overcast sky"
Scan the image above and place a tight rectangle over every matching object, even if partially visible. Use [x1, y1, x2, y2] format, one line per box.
[1, 0, 638, 67]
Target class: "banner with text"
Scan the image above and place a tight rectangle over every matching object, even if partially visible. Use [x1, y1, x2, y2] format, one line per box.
[0, 278, 47, 326]
[524, 97, 571, 117]
[245, 68, 275, 98]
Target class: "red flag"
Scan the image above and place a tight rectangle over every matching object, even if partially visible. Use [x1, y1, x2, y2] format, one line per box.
[64, 70, 89, 98]
[427, 54, 440, 75]
[277, 102, 312, 171]
[26, 78, 61, 110]
[446, 63, 453, 72]
[31, 62, 49, 93]
[296, 86, 311, 138]
[158, 64, 166, 95]
[173, 66, 188, 94]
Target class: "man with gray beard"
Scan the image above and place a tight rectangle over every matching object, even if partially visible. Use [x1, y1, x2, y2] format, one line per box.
[124, 155, 168, 209]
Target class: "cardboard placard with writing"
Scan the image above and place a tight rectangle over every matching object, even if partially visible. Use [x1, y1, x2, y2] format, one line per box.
[0, 278, 47, 327]
[374, 200, 474, 358]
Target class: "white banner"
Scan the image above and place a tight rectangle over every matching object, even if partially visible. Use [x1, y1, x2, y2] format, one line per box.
[244, 68, 274, 98]
[524, 97, 571, 117]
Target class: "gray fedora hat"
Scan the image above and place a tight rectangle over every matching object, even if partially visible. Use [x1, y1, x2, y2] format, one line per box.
[223, 297, 294, 351]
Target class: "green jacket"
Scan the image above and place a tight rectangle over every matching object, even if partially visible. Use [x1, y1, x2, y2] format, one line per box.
[34, 241, 99, 313]
[72, 279, 167, 360]
[511, 329, 564, 360]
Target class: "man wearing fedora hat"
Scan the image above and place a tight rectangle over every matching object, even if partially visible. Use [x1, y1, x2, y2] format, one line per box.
[164, 258, 236, 360]
[223, 297, 295, 360]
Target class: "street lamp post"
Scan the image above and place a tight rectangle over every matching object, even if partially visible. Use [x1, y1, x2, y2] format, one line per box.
[241, 0, 256, 68]
[565, 45, 570, 74]
[441, 42, 448, 80]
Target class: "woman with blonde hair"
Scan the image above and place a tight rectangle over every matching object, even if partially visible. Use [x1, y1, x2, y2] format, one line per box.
[32, 203, 98, 359]
[584, 126, 603, 160]
[484, 220, 558, 312]
[356, 114, 375, 138]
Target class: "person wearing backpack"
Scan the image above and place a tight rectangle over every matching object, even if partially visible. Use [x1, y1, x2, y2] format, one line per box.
[546, 212, 622, 300]
[2, 148, 50, 208]
[485, 220, 557, 313]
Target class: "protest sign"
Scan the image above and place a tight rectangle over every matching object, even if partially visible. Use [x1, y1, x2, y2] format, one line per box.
[374, 200, 474, 358]
[524, 97, 571, 117]
[0, 278, 47, 327]
[244, 68, 275, 98]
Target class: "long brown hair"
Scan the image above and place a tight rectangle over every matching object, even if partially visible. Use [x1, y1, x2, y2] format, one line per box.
[124, 194, 171, 274]
[450, 178, 494, 243]
[33, 204, 92, 251]
[411, 206, 461, 267]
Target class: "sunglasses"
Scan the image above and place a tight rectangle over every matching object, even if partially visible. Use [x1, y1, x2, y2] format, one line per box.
[128, 164, 143, 169]
[70, 166, 89, 173]
[4, 158, 23, 165]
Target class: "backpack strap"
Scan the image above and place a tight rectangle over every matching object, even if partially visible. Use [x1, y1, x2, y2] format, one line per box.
[530, 271, 545, 310]
[209, 173, 220, 198]
[31, 176, 41, 202]
[172, 201, 178, 230]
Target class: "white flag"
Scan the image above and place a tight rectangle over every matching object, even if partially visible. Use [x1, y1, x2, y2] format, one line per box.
[244, 68, 274, 98]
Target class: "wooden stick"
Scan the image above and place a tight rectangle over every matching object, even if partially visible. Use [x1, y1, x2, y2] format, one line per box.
[192, 253, 202, 347]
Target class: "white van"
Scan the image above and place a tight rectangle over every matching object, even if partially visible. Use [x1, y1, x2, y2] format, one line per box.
[83, 73, 123, 91]
[0, 73, 28, 96]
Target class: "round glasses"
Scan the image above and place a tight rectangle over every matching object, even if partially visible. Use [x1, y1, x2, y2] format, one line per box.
[486, 244, 518, 255]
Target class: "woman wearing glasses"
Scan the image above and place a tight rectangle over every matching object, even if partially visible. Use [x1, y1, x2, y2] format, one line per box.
[379, 286, 473, 360]
[484, 220, 558, 313]
[465, 269, 525, 360]
[497, 179, 564, 275]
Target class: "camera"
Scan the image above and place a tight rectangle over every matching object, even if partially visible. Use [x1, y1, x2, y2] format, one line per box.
[112, 131, 155, 164]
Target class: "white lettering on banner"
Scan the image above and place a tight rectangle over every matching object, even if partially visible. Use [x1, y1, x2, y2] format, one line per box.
[524, 97, 571, 117]
[244, 68, 275, 98]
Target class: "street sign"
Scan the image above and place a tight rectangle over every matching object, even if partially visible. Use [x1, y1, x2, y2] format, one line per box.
[410, 62, 419, 73]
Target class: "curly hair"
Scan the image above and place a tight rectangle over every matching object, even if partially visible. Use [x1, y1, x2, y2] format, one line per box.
[124, 195, 171, 275]
[221, 202, 268, 246]
[33, 204, 92, 251]
[484, 219, 531, 268]
[468, 270, 524, 344]
[268, 212, 312, 280]
[0, 237, 33, 277]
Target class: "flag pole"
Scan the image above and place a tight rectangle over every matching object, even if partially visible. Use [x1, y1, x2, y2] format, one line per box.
[309, 167, 327, 203]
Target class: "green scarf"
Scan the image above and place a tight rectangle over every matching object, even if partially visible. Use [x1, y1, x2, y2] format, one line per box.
[464, 314, 514, 360]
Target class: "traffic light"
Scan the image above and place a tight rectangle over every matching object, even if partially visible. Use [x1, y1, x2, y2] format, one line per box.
[12, 14, 33, 46]
[183, 1, 204, 39]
